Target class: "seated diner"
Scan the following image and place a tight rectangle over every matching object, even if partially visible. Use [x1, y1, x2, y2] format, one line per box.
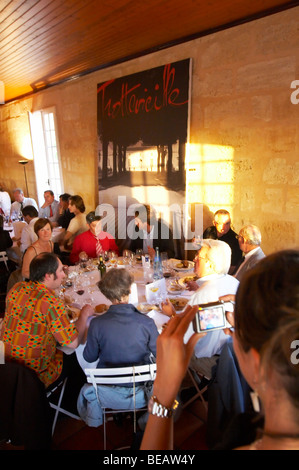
[70, 211, 119, 264]
[21, 218, 54, 280]
[77, 267, 159, 427]
[1, 252, 94, 389]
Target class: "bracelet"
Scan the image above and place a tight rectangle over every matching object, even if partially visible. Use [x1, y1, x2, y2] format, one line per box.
[148, 395, 179, 418]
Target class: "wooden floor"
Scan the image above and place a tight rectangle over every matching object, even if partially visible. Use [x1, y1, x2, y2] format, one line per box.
[50, 397, 209, 451]
[1, 390, 209, 452]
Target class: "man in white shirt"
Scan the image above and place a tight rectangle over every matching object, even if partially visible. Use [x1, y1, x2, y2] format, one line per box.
[10, 188, 38, 218]
[39, 190, 60, 224]
[20, 205, 39, 253]
[164, 239, 239, 379]
[0, 186, 11, 216]
[234, 224, 265, 282]
[129, 204, 175, 259]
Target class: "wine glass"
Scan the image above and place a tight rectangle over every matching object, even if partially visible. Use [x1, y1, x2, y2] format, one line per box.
[136, 248, 143, 261]
[85, 285, 95, 304]
[79, 251, 89, 269]
[57, 285, 66, 302]
[62, 265, 73, 289]
[150, 286, 160, 305]
[109, 251, 117, 266]
[11, 211, 18, 222]
[156, 289, 167, 310]
[161, 252, 168, 266]
[123, 249, 132, 265]
[129, 252, 136, 268]
[74, 275, 85, 296]
[73, 283, 85, 307]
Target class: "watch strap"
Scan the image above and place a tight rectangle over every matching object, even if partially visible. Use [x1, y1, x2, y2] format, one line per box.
[148, 395, 179, 418]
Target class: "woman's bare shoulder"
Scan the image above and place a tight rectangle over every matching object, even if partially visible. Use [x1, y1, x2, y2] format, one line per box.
[24, 244, 36, 255]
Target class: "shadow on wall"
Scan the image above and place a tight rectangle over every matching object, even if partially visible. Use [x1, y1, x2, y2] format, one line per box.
[95, 192, 214, 260]
[184, 203, 214, 260]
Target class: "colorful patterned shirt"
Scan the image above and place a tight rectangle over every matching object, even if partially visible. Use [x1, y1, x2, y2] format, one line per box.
[0, 281, 78, 387]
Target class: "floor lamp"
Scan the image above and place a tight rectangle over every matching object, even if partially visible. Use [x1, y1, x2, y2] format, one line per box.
[18, 160, 29, 196]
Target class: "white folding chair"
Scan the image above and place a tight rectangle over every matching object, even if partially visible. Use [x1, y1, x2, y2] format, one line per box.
[85, 364, 156, 449]
[46, 377, 81, 435]
[0, 251, 9, 271]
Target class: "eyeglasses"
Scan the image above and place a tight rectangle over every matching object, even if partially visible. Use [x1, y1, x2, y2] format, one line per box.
[194, 255, 207, 262]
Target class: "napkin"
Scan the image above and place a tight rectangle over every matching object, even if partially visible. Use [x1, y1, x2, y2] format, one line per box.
[147, 310, 170, 332]
[145, 278, 167, 303]
[129, 282, 138, 305]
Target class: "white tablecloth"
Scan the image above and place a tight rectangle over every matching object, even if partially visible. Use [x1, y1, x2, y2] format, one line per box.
[4, 222, 15, 237]
[61, 259, 194, 369]
[52, 227, 65, 243]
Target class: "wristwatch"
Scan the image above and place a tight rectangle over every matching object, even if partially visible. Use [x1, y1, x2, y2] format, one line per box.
[148, 395, 179, 418]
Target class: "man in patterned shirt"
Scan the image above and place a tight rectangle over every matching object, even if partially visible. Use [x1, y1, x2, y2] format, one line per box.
[0, 252, 94, 388]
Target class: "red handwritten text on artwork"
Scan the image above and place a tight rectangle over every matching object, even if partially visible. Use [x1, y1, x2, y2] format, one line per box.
[97, 64, 188, 119]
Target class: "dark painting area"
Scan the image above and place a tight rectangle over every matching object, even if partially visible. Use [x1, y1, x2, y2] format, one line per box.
[97, 59, 191, 191]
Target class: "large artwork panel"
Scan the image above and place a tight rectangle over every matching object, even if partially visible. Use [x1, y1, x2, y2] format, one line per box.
[97, 59, 191, 193]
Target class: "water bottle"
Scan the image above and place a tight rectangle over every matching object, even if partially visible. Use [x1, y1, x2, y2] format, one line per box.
[143, 254, 152, 284]
[153, 247, 163, 280]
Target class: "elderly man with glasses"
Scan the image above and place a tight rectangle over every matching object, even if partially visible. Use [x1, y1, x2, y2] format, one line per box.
[163, 239, 239, 379]
[202, 209, 242, 273]
[234, 224, 265, 281]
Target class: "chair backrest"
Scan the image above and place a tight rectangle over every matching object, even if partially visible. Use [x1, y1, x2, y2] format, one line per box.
[85, 363, 157, 389]
[0, 361, 52, 449]
[6, 268, 23, 293]
[0, 251, 9, 270]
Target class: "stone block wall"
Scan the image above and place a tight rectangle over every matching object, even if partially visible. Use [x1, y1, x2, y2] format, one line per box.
[0, 7, 298, 255]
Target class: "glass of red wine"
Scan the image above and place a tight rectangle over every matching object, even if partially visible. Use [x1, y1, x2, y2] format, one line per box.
[74, 277, 85, 305]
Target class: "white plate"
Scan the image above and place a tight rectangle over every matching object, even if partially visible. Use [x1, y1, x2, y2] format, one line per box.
[137, 303, 160, 314]
[166, 280, 185, 294]
[172, 260, 194, 271]
[178, 275, 199, 288]
[169, 297, 189, 312]
[167, 286, 185, 294]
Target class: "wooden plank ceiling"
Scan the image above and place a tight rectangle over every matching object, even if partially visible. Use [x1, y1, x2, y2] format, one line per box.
[0, 0, 297, 103]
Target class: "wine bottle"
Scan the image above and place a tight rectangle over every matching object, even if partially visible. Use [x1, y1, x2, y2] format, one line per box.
[98, 255, 106, 279]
